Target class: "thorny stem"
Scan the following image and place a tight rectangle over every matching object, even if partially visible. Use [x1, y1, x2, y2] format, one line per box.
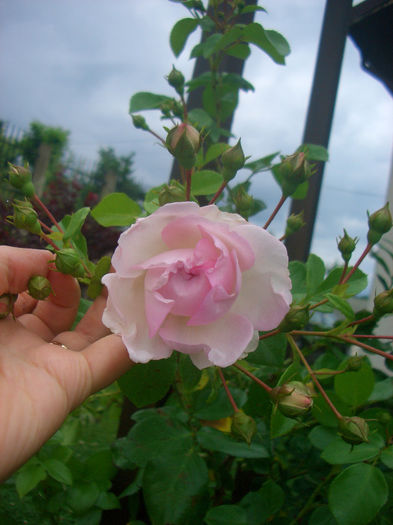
[208, 181, 228, 205]
[263, 194, 287, 230]
[233, 363, 272, 393]
[33, 194, 63, 233]
[217, 368, 239, 412]
[287, 335, 343, 421]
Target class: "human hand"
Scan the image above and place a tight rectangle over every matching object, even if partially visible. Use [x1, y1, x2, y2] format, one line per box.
[0, 246, 132, 481]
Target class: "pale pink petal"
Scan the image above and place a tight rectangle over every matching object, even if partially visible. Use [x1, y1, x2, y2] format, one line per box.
[159, 313, 254, 369]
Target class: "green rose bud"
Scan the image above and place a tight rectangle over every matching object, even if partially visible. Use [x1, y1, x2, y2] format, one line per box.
[337, 229, 358, 263]
[166, 66, 185, 95]
[338, 416, 369, 445]
[285, 211, 305, 237]
[278, 304, 310, 332]
[131, 114, 149, 131]
[166, 123, 200, 169]
[278, 152, 313, 197]
[21, 181, 36, 198]
[373, 288, 393, 318]
[8, 163, 32, 189]
[12, 200, 42, 235]
[158, 181, 187, 206]
[232, 185, 253, 219]
[345, 355, 364, 372]
[367, 203, 392, 245]
[28, 275, 53, 300]
[271, 381, 313, 418]
[55, 248, 85, 278]
[0, 293, 18, 319]
[221, 140, 245, 182]
[231, 409, 256, 445]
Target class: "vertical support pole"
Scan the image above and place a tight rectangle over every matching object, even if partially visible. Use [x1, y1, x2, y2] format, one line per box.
[285, 0, 353, 261]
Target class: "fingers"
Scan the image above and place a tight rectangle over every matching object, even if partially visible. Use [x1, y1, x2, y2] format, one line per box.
[0, 246, 52, 295]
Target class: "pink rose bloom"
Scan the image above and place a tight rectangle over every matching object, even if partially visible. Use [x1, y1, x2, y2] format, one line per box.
[102, 202, 291, 369]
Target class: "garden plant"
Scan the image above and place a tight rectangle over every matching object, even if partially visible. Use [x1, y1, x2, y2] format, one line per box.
[1, 1, 393, 524]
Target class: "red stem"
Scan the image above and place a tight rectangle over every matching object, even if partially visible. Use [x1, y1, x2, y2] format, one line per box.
[217, 368, 239, 412]
[208, 180, 228, 205]
[148, 129, 166, 146]
[38, 219, 53, 233]
[264, 194, 287, 230]
[341, 242, 372, 284]
[233, 363, 272, 393]
[259, 328, 280, 340]
[340, 335, 393, 362]
[185, 169, 192, 201]
[33, 194, 63, 233]
[40, 233, 59, 251]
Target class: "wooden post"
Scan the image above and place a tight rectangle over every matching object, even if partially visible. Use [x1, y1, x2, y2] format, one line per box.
[33, 143, 52, 197]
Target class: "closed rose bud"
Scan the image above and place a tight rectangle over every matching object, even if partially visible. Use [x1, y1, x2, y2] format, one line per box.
[166, 66, 185, 95]
[21, 181, 36, 198]
[221, 140, 245, 182]
[131, 114, 149, 131]
[279, 152, 313, 197]
[345, 355, 363, 372]
[373, 288, 393, 318]
[338, 416, 369, 445]
[285, 211, 305, 237]
[271, 381, 313, 418]
[28, 275, 52, 300]
[55, 248, 85, 277]
[12, 200, 42, 235]
[8, 163, 32, 189]
[337, 229, 358, 263]
[367, 203, 392, 245]
[232, 185, 253, 218]
[231, 409, 256, 445]
[278, 304, 310, 332]
[166, 123, 200, 169]
[0, 293, 18, 319]
[158, 182, 187, 205]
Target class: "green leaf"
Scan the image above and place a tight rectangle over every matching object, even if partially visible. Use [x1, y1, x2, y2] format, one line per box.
[247, 333, 287, 368]
[240, 480, 285, 524]
[63, 207, 90, 242]
[129, 92, 173, 113]
[205, 505, 247, 525]
[306, 253, 326, 296]
[15, 462, 47, 498]
[143, 446, 208, 525]
[188, 108, 215, 128]
[87, 255, 111, 300]
[118, 356, 176, 408]
[95, 492, 121, 510]
[43, 458, 73, 485]
[297, 143, 329, 162]
[289, 260, 308, 302]
[68, 481, 100, 514]
[84, 450, 117, 482]
[243, 23, 290, 65]
[321, 436, 380, 465]
[194, 386, 246, 420]
[226, 43, 251, 59]
[191, 170, 223, 195]
[245, 152, 279, 174]
[309, 506, 337, 525]
[197, 427, 269, 458]
[91, 192, 141, 227]
[270, 407, 297, 438]
[326, 293, 355, 320]
[334, 360, 375, 407]
[369, 378, 393, 402]
[170, 17, 199, 57]
[328, 463, 388, 525]
[203, 142, 230, 165]
[381, 446, 393, 469]
[308, 425, 337, 450]
[208, 26, 244, 57]
[312, 392, 350, 428]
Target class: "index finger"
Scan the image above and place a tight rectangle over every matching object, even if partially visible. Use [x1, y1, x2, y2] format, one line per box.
[0, 246, 53, 295]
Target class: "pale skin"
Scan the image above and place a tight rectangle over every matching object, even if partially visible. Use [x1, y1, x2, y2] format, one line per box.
[0, 246, 133, 482]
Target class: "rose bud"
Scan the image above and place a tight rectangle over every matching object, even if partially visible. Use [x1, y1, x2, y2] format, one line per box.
[28, 275, 53, 300]
[278, 304, 310, 332]
[338, 416, 369, 445]
[131, 114, 149, 131]
[345, 355, 363, 372]
[367, 203, 392, 245]
[337, 229, 358, 263]
[0, 293, 18, 319]
[285, 211, 305, 238]
[55, 248, 85, 278]
[373, 288, 393, 318]
[278, 152, 313, 197]
[221, 140, 246, 182]
[271, 381, 313, 418]
[8, 163, 32, 189]
[166, 123, 200, 169]
[232, 185, 253, 219]
[158, 182, 187, 206]
[231, 409, 256, 445]
[166, 66, 185, 95]
[12, 200, 42, 235]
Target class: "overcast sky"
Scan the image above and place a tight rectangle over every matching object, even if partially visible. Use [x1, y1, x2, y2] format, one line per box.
[0, 0, 392, 278]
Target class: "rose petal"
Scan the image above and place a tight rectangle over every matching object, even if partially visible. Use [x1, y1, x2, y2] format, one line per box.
[159, 312, 255, 369]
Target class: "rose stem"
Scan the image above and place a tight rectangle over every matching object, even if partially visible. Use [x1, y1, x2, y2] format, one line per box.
[347, 314, 375, 327]
[233, 363, 272, 393]
[263, 194, 287, 230]
[259, 328, 280, 340]
[208, 181, 228, 205]
[339, 335, 393, 362]
[40, 233, 59, 251]
[287, 334, 343, 421]
[338, 262, 348, 284]
[217, 368, 239, 412]
[340, 242, 373, 284]
[148, 129, 166, 146]
[185, 168, 193, 201]
[33, 194, 63, 233]
[38, 219, 53, 233]
[292, 329, 393, 354]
